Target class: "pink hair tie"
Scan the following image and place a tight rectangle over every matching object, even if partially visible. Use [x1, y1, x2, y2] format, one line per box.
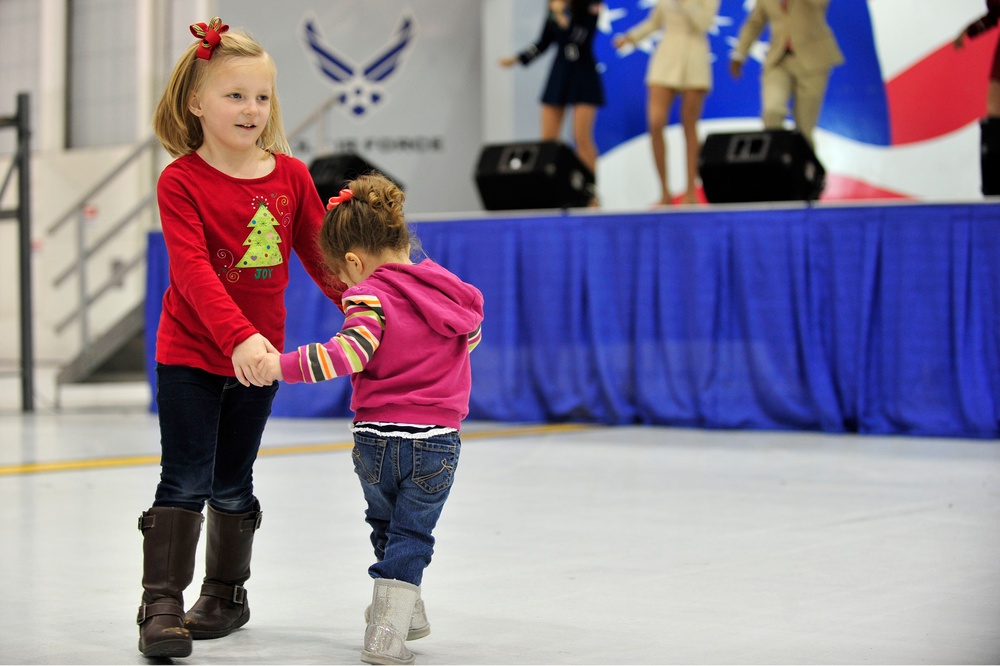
[190, 17, 230, 61]
[326, 188, 354, 210]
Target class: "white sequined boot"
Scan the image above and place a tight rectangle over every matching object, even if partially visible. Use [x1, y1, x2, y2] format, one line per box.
[365, 587, 430, 640]
[361, 578, 419, 665]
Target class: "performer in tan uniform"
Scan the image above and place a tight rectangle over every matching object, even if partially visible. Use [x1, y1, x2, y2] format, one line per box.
[615, 0, 720, 205]
[729, 0, 843, 146]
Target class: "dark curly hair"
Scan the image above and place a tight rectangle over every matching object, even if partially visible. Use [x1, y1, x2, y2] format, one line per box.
[317, 172, 419, 277]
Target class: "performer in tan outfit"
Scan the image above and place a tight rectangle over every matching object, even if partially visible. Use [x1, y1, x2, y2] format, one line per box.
[615, 0, 720, 205]
[729, 0, 843, 146]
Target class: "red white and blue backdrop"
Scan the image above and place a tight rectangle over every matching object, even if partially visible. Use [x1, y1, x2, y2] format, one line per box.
[595, 0, 995, 207]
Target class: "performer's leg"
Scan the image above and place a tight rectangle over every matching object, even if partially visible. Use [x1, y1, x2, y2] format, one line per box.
[541, 104, 565, 141]
[791, 64, 832, 146]
[647, 85, 677, 205]
[572, 103, 599, 175]
[988, 79, 1000, 118]
[761, 61, 793, 130]
[680, 88, 707, 203]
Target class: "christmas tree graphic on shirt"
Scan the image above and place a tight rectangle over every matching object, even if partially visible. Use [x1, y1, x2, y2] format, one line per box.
[238, 202, 283, 279]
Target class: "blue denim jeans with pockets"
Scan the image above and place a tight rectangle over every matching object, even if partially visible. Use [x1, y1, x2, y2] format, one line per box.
[352, 430, 461, 586]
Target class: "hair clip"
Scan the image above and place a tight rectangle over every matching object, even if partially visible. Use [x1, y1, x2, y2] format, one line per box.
[326, 188, 354, 210]
[190, 17, 230, 61]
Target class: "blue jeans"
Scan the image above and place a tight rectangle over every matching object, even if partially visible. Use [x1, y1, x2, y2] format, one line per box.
[153, 363, 278, 514]
[352, 431, 461, 586]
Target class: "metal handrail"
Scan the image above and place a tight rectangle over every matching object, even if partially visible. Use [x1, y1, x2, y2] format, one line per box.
[55, 252, 145, 334]
[52, 191, 154, 287]
[46, 135, 159, 236]
[48, 136, 159, 351]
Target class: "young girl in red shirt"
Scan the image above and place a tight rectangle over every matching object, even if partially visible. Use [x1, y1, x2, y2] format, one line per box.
[136, 17, 343, 658]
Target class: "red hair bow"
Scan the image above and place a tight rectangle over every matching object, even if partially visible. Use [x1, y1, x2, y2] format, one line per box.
[190, 17, 230, 60]
[327, 188, 354, 210]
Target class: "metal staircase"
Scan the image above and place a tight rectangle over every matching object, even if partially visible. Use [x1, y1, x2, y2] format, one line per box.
[55, 303, 146, 385]
[48, 137, 160, 394]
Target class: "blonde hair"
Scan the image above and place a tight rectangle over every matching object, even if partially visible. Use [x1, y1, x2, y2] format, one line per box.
[153, 28, 290, 158]
[319, 173, 419, 274]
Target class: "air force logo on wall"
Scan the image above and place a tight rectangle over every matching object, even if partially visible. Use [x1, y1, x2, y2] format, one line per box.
[301, 14, 415, 119]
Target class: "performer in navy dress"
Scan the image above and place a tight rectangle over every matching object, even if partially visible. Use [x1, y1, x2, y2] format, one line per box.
[501, 0, 604, 187]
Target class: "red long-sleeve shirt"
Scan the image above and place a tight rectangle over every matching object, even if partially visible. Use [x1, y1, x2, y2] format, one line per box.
[155, 152, 342, 376]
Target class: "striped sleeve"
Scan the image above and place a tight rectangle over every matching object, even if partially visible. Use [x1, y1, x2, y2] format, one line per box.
[293, 294, 385, 383]
[467, 324, 482, 352]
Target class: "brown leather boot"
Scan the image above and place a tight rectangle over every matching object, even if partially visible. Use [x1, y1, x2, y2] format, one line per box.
[136, 507, 203, 658]
[184, 501, 262, 639]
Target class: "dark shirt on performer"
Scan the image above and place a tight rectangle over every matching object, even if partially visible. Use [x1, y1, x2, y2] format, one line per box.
[518, 2, 605, 107]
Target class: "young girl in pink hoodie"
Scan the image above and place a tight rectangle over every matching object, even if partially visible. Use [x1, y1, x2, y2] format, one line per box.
[258, 172, 484, 665]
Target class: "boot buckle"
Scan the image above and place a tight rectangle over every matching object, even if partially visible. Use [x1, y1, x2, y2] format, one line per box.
[137, 512, 155, 531]
[136, 604, 147, 625]
[239, 511, 263, 532]
[231, 585, 246, 604]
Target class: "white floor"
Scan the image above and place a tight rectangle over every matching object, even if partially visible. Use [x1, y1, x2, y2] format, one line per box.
[1, 372, 999, 665]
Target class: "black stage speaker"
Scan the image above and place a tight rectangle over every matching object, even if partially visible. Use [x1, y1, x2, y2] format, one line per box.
[309, 153, 403, 202]
[474, 141, 595, 211]
[698, 129, 825, 203]
[981, 117, 1000, 196]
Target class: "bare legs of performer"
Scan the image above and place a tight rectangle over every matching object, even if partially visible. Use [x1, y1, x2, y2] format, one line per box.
[648, 85, 706, 206]
[541, 103, 599, 175]
[542, 103, 600, 205]
[988, 79, 1000, 117]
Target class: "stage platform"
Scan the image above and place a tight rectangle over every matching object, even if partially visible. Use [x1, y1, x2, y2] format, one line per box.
[145, 200, 1000, 439]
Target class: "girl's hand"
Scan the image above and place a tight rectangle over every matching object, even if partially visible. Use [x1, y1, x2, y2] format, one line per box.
[499, 56, 517, 68]
[256, 351, 284, 384]
[232, 333, 278, 387]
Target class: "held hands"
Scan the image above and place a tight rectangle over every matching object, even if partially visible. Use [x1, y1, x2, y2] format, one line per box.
[255, 351, 284, 385]
[231, 333, 278, 387]
[729, 59, 743, 79]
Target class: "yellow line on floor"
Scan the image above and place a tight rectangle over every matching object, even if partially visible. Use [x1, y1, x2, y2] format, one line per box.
[0, 422, 594, 477]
